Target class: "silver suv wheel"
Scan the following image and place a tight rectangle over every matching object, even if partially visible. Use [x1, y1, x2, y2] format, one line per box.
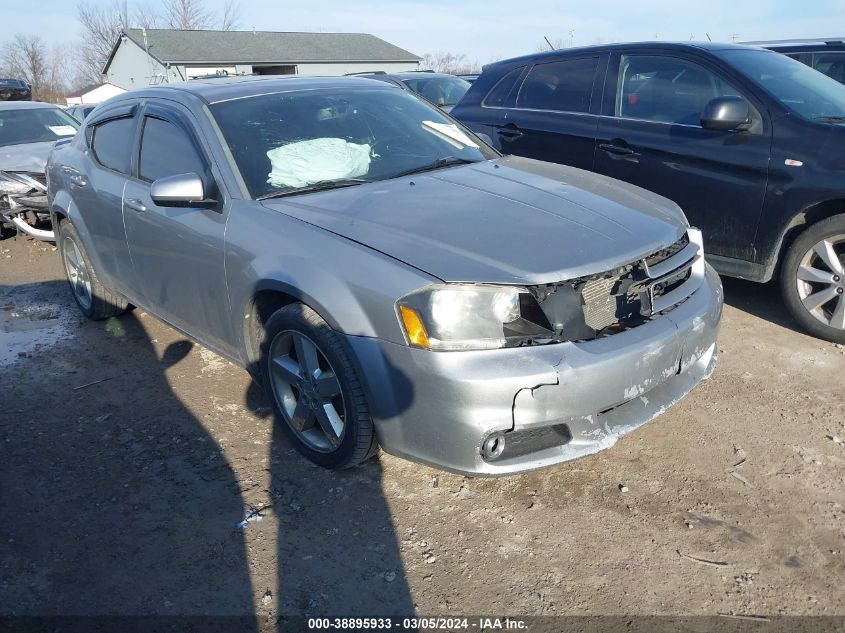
[796, 234, 845, 330]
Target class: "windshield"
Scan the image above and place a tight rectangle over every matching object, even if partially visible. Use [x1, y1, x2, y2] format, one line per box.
[210, 87, 496, 199]
[720, 49, 845, 121]
[401, 75, 471, 107]
[0, 107, 79, 146]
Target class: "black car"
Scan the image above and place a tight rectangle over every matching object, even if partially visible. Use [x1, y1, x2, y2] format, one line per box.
[0, 78, 32, 101]
[748, 38, 845, 84]
[349, 71, 471, 112]
[451, 42, 845, 343]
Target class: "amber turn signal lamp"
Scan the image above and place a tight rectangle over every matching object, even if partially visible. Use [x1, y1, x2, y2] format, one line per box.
[399, 305, 430, 349]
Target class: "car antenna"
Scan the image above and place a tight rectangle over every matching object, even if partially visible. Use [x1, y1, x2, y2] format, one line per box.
[544, 36, 554, 50]
[706, 33, 712, 42]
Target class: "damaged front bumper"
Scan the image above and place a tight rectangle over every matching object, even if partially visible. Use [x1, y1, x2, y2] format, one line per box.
[348, 264, 723, 476]
[1, 172, 54, 241]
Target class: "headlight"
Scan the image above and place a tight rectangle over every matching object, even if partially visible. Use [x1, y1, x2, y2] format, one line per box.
[0, 172, 31, 195]
[396, 284, 552, 351]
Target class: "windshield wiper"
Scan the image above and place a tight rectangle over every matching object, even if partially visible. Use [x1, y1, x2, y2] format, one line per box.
[814, 115, 845, 122]
[257, 178, 369, 200]
[389, 156, 479, 179]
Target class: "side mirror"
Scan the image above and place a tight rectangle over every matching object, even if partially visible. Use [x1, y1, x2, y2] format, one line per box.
[701, 96, 751, 131]
[150, 172, 217, 209]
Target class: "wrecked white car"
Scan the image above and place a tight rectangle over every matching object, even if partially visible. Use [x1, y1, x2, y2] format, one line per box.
[1, 101, 79, 241]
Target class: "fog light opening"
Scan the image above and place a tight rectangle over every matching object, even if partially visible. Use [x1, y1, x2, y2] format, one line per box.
[481, 432, 506, 461]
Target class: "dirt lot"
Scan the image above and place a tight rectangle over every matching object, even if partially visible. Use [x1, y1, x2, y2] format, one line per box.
[1, 235, 843, 625]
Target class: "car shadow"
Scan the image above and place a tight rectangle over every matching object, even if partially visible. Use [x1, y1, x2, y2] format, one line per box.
[0, 284, 257, 628]
[244, 362, 417, 625]
[0, 278, 416, 628]
[720, 276, 802, 333]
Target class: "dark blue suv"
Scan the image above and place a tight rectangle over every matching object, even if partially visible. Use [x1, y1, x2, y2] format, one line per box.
[452, 42, 845, 343]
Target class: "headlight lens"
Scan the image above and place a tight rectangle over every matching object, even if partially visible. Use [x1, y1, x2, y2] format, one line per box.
[397, 284, 552, 351]
[0, 172, 31, 195]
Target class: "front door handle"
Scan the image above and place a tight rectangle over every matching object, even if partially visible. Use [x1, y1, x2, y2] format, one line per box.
[125, 198, 147, 213]
[599, 142, 636, 156]
[498, 125, 523, 140]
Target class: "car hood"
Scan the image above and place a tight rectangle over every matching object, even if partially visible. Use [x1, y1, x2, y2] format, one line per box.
[0, 141, 53, 173]
[263, 155, 689, 285]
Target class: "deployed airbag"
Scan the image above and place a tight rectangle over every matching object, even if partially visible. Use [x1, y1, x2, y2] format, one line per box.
[266, 138, 371, 188]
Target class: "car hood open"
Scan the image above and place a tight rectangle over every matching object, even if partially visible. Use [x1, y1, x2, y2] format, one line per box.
[0, 141, 53, 173]
[263, 155, 689, 285]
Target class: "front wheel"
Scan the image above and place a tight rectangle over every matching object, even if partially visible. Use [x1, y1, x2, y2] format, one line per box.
[259, 303, 378, 469]
[781, 214, 845, 343]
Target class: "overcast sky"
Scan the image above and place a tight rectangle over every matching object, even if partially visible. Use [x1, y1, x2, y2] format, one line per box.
[8, 0, 845, 64]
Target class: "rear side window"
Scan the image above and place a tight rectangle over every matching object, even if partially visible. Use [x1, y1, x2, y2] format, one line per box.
[138, 116, 206, 182]
[91, 117, 136, 174]
[516, 57, 600, 112]
[616, 55, 741, 125]
[483, 67, 525, 107]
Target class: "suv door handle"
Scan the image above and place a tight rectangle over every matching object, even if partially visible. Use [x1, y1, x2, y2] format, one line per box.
[125, 198, 147, 213]
[599, 142, 635, 156]
[498, 125, 523, 140]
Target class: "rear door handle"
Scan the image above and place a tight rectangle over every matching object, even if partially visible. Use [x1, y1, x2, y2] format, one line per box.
[599, 142, 635, 156]
[61, 166, 87, 188]
[125, 198, 147, 213]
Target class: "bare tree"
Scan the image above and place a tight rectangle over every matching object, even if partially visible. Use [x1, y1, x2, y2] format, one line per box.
[135, 2, 162, 29]
[76, 1, 131, 84]
[419, 52, 479, 75]
[219, 0, 240, 30]
[161, 0, 213, 29]
[2, 34, 49, 99]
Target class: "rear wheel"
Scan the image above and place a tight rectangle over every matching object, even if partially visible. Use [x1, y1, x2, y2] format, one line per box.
[260, 303, 378, 469]
[781, 214, 845, 343]
[57, 219, 129, 320]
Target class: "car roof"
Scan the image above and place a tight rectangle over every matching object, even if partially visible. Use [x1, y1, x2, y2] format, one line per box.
[108, 75, 397, 105]
[392, 71, 466, 79]
[484, 41, 768, 70]
[0, 100, 60, 111]
[742, 37, 845, 48]
[352, 71, 465, 82]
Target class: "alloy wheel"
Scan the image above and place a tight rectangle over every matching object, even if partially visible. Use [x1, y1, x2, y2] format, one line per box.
[796, 234, 845, 331]
[62, 235, 92, 311]
[267, 330, 346, 452]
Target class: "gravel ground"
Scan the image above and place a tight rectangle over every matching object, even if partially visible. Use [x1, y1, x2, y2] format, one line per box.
[1, 235, 843, 626]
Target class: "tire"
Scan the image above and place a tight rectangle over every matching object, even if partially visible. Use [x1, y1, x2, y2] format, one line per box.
[260, 302, 378, 469]
[780, 213, 845, 344]
[57, 219, 129, 320]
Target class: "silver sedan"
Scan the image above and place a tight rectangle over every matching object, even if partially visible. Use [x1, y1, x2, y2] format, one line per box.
[47, 77, 722, 475]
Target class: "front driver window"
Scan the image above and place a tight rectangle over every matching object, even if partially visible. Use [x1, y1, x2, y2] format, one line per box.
[813, 52, 845, 84]
[138, 116, 206, 183]
[616, 55, 741, 125]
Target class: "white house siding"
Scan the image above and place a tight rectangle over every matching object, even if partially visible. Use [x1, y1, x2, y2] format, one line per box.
[65, 84, 126, 105]
[105, 38, 183, 89]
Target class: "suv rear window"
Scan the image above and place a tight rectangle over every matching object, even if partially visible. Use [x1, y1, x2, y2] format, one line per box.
[516, 57, 600, 113]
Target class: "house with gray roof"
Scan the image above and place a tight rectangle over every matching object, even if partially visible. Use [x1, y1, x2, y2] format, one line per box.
[103, 28, 420, 88]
